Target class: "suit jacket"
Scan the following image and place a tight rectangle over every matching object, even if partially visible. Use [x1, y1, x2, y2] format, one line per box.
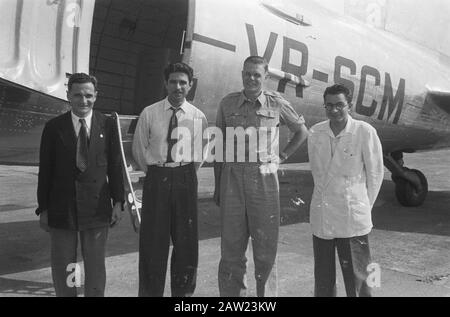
[36, 110, 124, 230]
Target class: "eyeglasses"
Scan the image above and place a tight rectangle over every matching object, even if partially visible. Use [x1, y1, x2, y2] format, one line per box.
[324, 102, 348, 111]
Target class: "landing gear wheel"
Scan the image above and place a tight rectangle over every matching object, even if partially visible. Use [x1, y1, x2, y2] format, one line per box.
[393, 169, 428, 207]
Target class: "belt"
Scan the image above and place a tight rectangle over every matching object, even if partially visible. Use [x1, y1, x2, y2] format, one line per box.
[153, 162, 191, 168]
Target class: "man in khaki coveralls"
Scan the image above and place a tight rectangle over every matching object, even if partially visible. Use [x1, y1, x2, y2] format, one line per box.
[214, 56, 309, 297]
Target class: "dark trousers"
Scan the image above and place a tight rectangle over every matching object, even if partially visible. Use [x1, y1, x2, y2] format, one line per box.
[313, 235, 372, 297]
[139, 164, 198, 297]
[49, 227, 108, 297]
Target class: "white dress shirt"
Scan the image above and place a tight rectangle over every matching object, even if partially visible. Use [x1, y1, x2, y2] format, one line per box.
[132, 98, 208, 172]
[307, 115, 384, 239]
[71, 110, 93, 138]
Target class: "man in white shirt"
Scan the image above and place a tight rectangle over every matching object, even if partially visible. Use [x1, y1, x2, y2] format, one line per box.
[308, 84, 384, 297]
[132, 62, 207, 297]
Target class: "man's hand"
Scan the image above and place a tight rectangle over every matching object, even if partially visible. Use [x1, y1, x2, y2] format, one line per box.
[39, 210, 49, 232]
[110, 202, 123, 228]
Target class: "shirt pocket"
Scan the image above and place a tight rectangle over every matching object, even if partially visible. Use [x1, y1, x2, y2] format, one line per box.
[256, 109, 279, 128]
[347, 182, 372, 228]
[226, 112, 246, 128]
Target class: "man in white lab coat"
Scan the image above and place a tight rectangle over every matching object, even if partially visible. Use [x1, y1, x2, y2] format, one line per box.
[308, 84, 384, 297]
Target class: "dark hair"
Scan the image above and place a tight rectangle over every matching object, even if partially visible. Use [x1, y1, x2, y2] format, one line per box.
[323, 84, 352, 104]
[68, 73, 98, 91]
[243, 56, 269, 72]
[164, 62, 194, 83]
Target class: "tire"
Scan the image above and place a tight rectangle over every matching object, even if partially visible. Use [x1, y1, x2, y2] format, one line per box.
[394, 169, 428, 207]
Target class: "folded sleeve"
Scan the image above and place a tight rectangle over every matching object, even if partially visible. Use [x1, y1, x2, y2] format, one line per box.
[279, 100, 306, 133]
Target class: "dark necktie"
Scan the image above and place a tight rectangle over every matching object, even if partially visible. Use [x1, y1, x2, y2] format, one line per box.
[166, 107, 181, 163]
[76, 118, 89, 172]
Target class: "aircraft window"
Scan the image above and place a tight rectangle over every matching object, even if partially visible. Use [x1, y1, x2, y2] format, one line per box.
[261, 2, 312, 26]
[429, 91, 450, 115]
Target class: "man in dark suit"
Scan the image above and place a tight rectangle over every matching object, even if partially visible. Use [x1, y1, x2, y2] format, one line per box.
[36, 73, 124, 297]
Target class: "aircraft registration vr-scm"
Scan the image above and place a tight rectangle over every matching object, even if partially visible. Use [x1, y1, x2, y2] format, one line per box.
[195, 22, 406, 125]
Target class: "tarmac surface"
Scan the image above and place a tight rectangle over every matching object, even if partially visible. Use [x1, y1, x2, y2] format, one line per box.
[1, 150, 450, 297]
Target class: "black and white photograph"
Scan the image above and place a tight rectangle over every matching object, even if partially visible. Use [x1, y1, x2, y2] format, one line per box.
[1, 0, 450, 300]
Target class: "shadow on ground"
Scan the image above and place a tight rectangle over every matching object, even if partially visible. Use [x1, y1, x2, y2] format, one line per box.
[1, 170, 449, 277]
[0, 277, 54, 297]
